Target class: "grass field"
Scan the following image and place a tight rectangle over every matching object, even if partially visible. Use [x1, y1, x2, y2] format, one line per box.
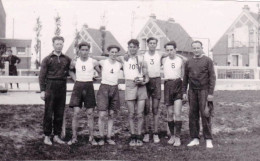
[0, 91, 260, 161]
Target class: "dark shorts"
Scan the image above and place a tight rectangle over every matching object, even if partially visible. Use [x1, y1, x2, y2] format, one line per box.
[164, 78, 183, 106]
[69, 81, 96, 109]
[97, 84, 120, 111]
[9, 65, 18, 76]
[146, 77, 161, 99]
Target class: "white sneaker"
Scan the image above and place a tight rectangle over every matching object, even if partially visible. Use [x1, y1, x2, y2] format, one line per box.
[53, 135, 65, 144]
[173, 137, 181, 147]
[143, 134, 150, 143]
[167, 136, 175, 144]
[206, 139, 213, 148]
[44, 136, 52, 146]
[107, 139, 116, 145]
[187, 138, 199, 147]
[153, 134, 160, 143]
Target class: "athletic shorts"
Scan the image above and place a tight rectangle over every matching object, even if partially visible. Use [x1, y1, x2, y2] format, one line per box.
[97, 84, 120, 111]
[125, 80, 147, 101]
[164, 78, 183, 106]
[146, 77, 161, 99]
[69, 81, 96, 109]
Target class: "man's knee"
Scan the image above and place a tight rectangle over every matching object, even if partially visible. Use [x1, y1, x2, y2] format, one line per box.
[108, 110, 114, 118]
[137, 112, 143, 120]
[99, 112, 106, 121]
[86, 108, 94, 118]
[128, 112, 134, 120]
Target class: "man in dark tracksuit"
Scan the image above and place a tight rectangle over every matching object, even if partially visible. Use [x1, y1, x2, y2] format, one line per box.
[182, 40, 216, 148]
[6, 49, 21, 89]
[39, 36, 71, 145]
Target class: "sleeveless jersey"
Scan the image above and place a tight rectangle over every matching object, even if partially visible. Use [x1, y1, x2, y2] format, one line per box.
[163, 56, 183, 79]
[144, 51, 161, 78]
[75, 57, 94, 82]
[101, 59, 122, 85]
[124, 56, 143, 80]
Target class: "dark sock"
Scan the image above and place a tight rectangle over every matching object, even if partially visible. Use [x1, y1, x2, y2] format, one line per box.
[175, 121, 182, 138]
[168, 120, 175, 135]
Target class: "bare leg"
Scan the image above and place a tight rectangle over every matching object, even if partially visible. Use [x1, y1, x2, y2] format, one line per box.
[137, 100, 145, 135]
[152, 98, 160, 133]
[98, 111, 106, 138]
[71, 107, 80, 139]
[107, 110, 114, 138]
[87, 108, 94, 138]
[127, 101, 135, 135]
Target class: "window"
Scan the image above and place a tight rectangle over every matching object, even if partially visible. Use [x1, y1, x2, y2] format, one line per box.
[17, 47, 26, 55]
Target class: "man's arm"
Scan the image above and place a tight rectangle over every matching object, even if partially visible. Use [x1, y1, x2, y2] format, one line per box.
[39, 57, 48, 100]
[208, 59, 216, 96]
[93, 60, 102, 76]
[181, 59, 185, 79]
[15, 55, 21, 64]
[182, 60, 189, 100]
[141, 61, 149, 84]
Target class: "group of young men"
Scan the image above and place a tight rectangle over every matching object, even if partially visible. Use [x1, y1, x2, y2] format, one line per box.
[39, 35, 216, 149]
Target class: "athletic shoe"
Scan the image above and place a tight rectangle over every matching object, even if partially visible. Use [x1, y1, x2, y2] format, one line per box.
[107, 139, 116, 145]
[167, 136, 175, 144]
[98, 139, 105, 146]
[89, 137, 98, 146]
[187, 138, 199, 147]
[136, 139, 143, 146]
[173, 137, 181, 147]
[67, 138, 78, 145]
[153, 134, 160, 143]
[44, 136, 52, 146]
[53, 135, 65, 144]
[129, 139, 136, 146]
[206, 139, 213, 148]
[143, 134, 149, 143]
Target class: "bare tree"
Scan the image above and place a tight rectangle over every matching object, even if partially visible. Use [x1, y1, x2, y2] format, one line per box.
[33, 17, 42, 69]
[54, 14, 61, 36]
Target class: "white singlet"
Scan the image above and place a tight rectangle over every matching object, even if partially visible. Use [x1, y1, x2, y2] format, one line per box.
[144, 51, 161, 78]
[101, 59, 122, 85]
[75, 57, 95, 82]
[163, 56, 183, 79]
[123, 56, 143, 80]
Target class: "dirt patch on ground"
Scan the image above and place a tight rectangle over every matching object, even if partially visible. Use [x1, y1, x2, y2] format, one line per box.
[1, 90, 260, 160]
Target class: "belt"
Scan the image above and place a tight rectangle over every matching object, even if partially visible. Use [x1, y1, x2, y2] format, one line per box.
[165, 78, 181, 82]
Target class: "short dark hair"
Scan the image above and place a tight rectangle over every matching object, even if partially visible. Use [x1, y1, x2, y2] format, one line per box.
[191, 40, 203, 47]
[78, 42, 91, 50]
[164, 41, 177, 49]
[147, 37, 158, 43]
[128, 39, 139, 47]
[107, 45, 120, 52]
[7, 49, 12, 53]
[52, 36, 64, 43]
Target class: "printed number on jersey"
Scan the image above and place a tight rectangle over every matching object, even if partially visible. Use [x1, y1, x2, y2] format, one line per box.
[171, 63, 175, 68]
[129, 64, 138, 70]
[82, 65, 86, 71]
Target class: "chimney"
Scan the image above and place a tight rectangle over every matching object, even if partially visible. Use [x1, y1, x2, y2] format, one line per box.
[150, 13, 156, 19]
[100, 26, 106, 31]
[83, 24, 88, 29]
[168, 18, 175, 23]
[243, 5, 250, 11]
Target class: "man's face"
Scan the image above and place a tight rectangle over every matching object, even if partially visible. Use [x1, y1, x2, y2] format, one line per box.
[147, 40, 157, 51]
[79, 46, 90, 59]
[53, 40, 64, 53]
[7, 51, 12, 56]
[192, 42, 203, 57]
[165, 45, 176, 59]
[128, 43, 139, 56]
[109, 48, 119, 60]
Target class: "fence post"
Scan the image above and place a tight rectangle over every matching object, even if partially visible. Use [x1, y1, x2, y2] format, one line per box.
[254, 68, 259, 80]
[4, 61, 9, 89]
[214, 66, 218, 79]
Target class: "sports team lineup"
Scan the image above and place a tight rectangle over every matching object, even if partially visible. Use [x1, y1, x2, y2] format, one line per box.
[39, 35, 216, 149]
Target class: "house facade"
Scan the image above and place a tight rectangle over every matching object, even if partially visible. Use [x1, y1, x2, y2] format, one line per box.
[66, 24, 125, 59]
[212, 5, 260, 67]
[136, 14, 193, 58]
[0, 38, 32, 69]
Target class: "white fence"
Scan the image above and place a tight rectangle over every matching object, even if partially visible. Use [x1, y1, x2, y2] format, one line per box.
[1, 62, 260, 91]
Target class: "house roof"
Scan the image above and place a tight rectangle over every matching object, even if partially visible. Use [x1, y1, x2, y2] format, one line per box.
[65, 27, 125, 58]
[249, 12, 260, 22]
[153, 19, 193, 52]
[86, 28, 125, 53]
[0, 38, 32, 47]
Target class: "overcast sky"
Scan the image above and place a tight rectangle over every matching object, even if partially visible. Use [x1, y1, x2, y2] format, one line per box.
[2, 0, 260, 60]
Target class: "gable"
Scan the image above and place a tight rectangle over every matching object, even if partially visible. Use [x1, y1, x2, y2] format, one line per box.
[137, 19, 165, 39]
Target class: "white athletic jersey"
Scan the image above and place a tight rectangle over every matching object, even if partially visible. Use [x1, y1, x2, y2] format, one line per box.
[144, 51, 161, 78]
[75, 57, 95, 82]
[163, 56, 183, 79]
[101, 59, 122, 85]
[123, 56, 143, 80]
